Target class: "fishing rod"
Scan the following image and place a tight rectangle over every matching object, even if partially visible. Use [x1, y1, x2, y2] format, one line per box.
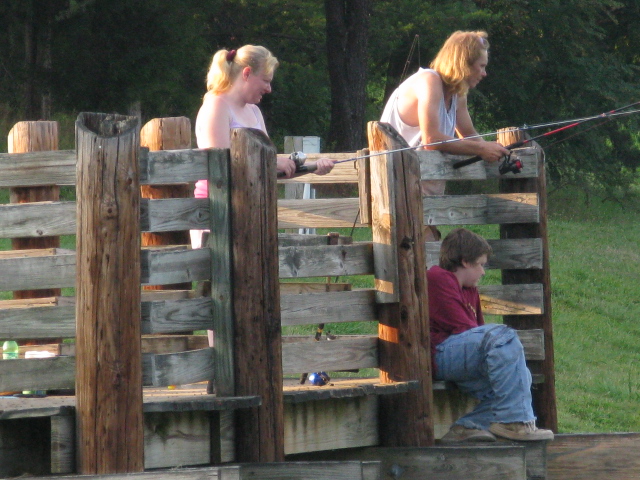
[278, 103, 640, 178]
[452, 101, 640, 170]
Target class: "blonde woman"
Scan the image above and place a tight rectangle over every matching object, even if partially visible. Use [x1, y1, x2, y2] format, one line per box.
[194, 45, 334, 228]
[193, 47, 334, 388]
[381, 31, 509, 238]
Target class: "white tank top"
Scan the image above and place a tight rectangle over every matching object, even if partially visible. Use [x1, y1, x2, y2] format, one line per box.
[380, 68, 457, 146]
[194, 102, 266, 198]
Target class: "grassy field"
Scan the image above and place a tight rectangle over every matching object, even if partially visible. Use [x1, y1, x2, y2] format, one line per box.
[1, 181, 639, 433]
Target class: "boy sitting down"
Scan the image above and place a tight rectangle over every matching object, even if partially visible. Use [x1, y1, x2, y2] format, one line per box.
[428, 228, 554, 443]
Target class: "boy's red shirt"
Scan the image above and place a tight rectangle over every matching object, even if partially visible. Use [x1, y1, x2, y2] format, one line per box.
[427, 265, 484, 365]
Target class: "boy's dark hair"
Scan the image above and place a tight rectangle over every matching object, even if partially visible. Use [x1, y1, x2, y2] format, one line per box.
[439, 228, 492, 272]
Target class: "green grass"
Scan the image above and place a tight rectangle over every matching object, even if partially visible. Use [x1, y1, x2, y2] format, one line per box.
[545, 187, 640, 433]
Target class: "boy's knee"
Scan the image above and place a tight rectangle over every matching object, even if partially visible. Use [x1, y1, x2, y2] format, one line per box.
[481, 325, 522, 353]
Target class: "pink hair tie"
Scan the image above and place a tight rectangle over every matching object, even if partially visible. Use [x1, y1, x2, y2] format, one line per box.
[226, 49, 237, 62]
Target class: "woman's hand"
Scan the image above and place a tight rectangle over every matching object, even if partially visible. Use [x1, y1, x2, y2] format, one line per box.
[478, 141, 510, 163]
[309, 157, 336, 176]
[277, 155, 296, 178]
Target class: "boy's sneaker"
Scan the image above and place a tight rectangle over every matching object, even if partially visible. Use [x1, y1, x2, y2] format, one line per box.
[489, 421, 554, 441]
[440, 425, 497, 443]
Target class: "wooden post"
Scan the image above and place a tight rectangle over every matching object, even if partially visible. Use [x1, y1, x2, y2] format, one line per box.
[227, 127, 284, 462]
[140, 117, 192, 290]
[498, 127, 558, 431]
[8, 120, 61, 299]
[367, 121, 434, 446]
[75, 113, 144, 473]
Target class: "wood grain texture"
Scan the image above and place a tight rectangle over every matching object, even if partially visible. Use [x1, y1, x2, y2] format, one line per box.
[479, 283, 544, 316]
[229, 127, 284, 462]
[282, 335, 378, 374]
[140, 117, 192, 290]
[0, 150, 76, 187]
[288, 445, 528, 480]
[281, 289, 377, 326]
[239, 461, 379, 479]
[499, 145, 557, 431]
[278, 243, 374, 278]
[367, 121, 434, 447]
[75, 112, 144, 473]
[423, 193, 539, 225]
[547, 433, 640, 480]
[284, 396, 379, 454]
[21, 466, 240, 480]
[278, 197, 361, 229]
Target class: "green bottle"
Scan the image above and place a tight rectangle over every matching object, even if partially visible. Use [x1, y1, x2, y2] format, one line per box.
[2, 340, 19, 359]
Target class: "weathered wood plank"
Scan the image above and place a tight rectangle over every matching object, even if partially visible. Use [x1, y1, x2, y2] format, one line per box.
[277, 153, 358, 184]
[0, 297, 212, 340]
[284, 396, 379, 454]
[141, 197, 209, 233]
[140, 148, 209, 184]
[229, 127, 284, 462]
[279, 282, 351, 294]
[426, 238, 543, 270]
[278, 233, 352, 247]
[367, 121, 434, 447]
[278, 198, 361, 229]
[149, 348, 215, 387]
[0, 349, 216, 390]
[281, 289, 377, 326]
[418, 147, 540, 180]
[206, 148, 234, 399]
[21, 466, 241, 480]
[238, 461, 379, 479]
[0, 247, 210, 291]
[0, 201, 75, 237]
[282, 336, 378, 374]
[283, 378, 418, 404]
[479, 283, 544, 316]
[51, 415, 75, 474]
[0, 150, 76, 187]
[0, 303, 76, 339]
[289, 445, 528, 480]
[424, 193, 539, 225]
[0, 356, 76, 390]
[75, 112, 144, 473]
[547, 433, 640, 480]
[278, 243, 374, 278]
[500, 145, 558, 431]
[0, 250, 76, 290]
[142, 297, 213, 334]
[142, 247, 211, 285]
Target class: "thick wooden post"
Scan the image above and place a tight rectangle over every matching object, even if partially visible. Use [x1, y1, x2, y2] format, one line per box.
[140, 117, 192, 290]
[8, 120, 61, 299]
[498, 127, 558, 431]
[367, 121, 434, 446]
[228, 128, 284, 462]
[75, 113, 144, 473]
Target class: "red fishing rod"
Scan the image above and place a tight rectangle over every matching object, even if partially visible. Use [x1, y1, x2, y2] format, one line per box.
[452, 101, 640, 170]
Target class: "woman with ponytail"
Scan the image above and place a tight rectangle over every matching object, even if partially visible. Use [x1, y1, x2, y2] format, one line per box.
[193, 45, 334, 209]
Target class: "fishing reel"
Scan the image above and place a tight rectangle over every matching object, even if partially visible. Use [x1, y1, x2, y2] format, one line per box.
[308, 372, 331, 386]
[289, 151, 307, 169]
[498, 153, 523, 175]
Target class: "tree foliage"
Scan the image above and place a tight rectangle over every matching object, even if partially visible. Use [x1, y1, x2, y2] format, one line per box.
[1, 0, 639, 196]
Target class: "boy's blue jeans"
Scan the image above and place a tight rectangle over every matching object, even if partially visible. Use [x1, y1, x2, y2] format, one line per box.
[434, 324, 535, 430]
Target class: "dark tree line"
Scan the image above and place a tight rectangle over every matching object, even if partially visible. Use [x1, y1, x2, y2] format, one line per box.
[2, 0, 640, 197]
